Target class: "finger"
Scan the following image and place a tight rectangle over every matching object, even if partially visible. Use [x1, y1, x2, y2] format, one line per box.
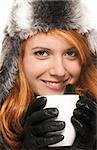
[32, 121, 65, 136]
[27, 108, 59, 124]
[71, 116, 83, 133]
[64, 84, 75, 94]
[73, 108, 96, 130]
[36, 135, 64, 148]
[76, 97, 97, 113]
[71, 116, 96, 136]
[71, 116, 89, 135]
[73, 108, 96, 123]
[26, 96, 47, 117]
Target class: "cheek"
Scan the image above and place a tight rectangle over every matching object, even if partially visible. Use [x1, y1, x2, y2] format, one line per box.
[65, 61, 82, 79]
[23, 57, 48, 81]
[23, 60, 40, 80]
[72, 66, 81, 79]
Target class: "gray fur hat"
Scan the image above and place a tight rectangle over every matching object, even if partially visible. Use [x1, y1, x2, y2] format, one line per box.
[0, 0, 97, 106]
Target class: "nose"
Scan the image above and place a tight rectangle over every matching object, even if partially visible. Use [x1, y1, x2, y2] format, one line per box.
[49, 57, 67, 77]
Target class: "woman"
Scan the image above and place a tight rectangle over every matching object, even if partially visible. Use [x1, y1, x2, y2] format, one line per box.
[0, 0, 97, 150]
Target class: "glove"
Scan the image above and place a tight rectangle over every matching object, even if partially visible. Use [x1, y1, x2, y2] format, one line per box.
[55, 85, 97, 150]
[64, 84, 75, 94]
[71, 93, 97, 150]
[22, 96, 65, 150]
[41, 86, 97, 150]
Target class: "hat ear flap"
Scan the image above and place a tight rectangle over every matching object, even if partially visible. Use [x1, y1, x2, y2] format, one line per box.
[0, 35, 21, 106]
[84, 29, 97, 67]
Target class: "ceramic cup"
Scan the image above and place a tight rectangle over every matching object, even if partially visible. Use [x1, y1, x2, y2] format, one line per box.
[44, 94, 79, 147]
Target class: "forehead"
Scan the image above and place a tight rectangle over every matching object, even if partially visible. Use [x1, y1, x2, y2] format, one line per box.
[24, 31, 74, 50]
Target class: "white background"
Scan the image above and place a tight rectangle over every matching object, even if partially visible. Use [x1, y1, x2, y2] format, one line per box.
[0, 0, 97, 52]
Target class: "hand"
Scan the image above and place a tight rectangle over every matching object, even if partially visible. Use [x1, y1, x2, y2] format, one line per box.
[64, 84, 75, 94]
[71, 93, 97, 150]
[22, 96, 65, 150]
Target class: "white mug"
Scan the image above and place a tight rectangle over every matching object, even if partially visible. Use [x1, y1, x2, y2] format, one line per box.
[44, 94, 79, 147]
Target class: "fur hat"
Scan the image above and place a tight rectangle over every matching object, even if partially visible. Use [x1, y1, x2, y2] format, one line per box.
[0, 0, 97, 106]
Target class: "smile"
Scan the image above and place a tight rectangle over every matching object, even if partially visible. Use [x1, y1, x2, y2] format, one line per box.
[42, 80, 68, 91]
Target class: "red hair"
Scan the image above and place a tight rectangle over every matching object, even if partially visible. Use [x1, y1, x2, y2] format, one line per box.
[0, 45, 35, 149]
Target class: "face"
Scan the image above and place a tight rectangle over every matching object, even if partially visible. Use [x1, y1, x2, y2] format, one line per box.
[23, 32, 82, 95]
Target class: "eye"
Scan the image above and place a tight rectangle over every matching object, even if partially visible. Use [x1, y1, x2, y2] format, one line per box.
[33, 50, 49, 57]
[65, 48, 78, 58]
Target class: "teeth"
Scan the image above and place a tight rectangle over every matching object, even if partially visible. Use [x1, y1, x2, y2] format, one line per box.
[47, 81, 64, 87]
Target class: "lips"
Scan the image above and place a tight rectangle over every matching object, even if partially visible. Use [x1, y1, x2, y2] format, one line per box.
[42, 80, 68, 91]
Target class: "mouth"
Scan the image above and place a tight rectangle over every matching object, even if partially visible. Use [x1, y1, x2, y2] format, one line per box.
[41, 79, 69, 91]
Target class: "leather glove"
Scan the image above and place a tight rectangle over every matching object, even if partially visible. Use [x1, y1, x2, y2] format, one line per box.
[22, 96, 65, 150]
[47, 86, 97, 150]
[71, 93, 97, 150]
[41, 86, 97, 150]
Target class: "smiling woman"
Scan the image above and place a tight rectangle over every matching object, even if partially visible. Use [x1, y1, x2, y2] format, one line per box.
[0, 0, 97, 150]
[21, 29, 97, 98]
[22, 31, 82, 96]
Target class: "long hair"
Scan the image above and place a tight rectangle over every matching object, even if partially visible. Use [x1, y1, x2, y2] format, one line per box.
[0, 29, 97, 149]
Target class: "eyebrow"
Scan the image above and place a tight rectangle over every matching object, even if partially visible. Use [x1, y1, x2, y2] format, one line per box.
[31, 47, 52, 51]
[31, 46, 77, 52]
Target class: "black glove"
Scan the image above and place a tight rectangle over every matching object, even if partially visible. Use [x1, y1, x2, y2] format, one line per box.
[41, 85, 97, 150]
[51, 86, 97, 150]
[71, 93, 97, 150]
[64, 84, 75, 94]
[22, 96, 65, 150]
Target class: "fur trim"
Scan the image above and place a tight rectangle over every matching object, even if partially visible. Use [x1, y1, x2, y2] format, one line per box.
[85, 29, 97, 55]
[6, 0, 97, 55]
[0, 35, 20, 106]
[7, 0, 81, 39]
[86, 29, 97, 67]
